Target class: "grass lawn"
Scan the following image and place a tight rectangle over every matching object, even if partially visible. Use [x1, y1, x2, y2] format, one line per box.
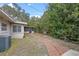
[0, 34, 48, 56]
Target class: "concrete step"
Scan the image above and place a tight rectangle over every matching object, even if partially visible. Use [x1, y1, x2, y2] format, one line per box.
[62, 49, 79, 56]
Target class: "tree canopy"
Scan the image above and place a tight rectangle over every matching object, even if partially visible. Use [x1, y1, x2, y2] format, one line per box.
[0, 4, 29, 22]
[41, 4, 79, 41]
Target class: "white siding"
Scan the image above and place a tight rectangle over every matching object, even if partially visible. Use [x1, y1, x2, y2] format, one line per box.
[11, 24, 24, 39]
[0, 17, 25, 39]
[0, 17, 11, 36]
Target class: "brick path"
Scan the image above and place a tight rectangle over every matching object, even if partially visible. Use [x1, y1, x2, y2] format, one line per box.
[30, 33, 69, 56]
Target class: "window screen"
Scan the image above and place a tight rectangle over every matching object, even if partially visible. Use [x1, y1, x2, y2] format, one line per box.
[1, 23, 7, 31]
[13, 25, 17, 32]
[13, 25, 21, 32]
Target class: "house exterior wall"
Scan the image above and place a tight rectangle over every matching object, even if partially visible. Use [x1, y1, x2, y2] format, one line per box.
[11, 24, 24, 39]
[0, 17, 25, 39]
[0, 17, 11, 36]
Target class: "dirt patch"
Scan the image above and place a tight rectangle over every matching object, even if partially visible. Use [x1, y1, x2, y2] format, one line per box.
[29, 33, 69, 56]
[29, 33, 79, 56]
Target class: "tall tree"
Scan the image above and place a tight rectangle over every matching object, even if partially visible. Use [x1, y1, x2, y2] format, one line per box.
[39, 3, 79, 41]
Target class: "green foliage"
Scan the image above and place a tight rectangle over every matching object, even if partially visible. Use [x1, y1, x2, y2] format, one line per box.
[27, 16, 41, 32]
[39, 4, 79, 41]
[0, 4, 29, 22]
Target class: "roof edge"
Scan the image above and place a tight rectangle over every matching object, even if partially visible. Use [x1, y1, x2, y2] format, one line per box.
[0, 9, 27, 25]
[0, 9, 15, 23]
[14, 21, 27, 25]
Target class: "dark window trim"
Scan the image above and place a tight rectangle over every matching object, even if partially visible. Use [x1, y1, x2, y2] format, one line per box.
[13, 25, 21, 32]
[1, 23, 7, 31]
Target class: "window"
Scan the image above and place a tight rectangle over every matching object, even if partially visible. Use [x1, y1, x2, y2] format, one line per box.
[18, 26, 21, 32]
[13, 25, 21, 32]
[1, 23, 7, 31]
[13, 25, 17, 32]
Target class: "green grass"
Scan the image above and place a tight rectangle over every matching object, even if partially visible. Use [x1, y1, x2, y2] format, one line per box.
[0, 34, 48, 56]
[23, 34, 48, 56]
[0, 38, 18, 56]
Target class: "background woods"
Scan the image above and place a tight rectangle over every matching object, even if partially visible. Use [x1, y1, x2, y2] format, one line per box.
[29, 4, 79, 42]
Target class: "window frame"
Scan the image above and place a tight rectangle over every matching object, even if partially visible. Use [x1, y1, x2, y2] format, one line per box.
[1, 23, 7, 31]
[13, 25, 21, 33]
